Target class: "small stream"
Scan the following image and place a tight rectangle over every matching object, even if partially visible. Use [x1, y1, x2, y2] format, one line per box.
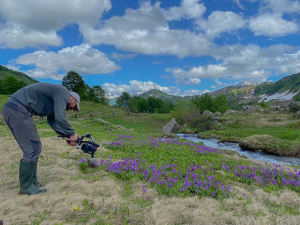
[177, 133, 300, 166]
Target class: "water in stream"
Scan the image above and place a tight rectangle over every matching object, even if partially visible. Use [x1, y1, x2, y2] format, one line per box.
[177, 133, 300, 166]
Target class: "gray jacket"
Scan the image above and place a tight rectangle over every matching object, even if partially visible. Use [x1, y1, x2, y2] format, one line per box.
[9, 83, 75, 136]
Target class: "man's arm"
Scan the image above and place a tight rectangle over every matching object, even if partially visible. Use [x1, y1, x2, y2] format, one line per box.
[47, 115, 64, 133]
[52, 91, 75, 137]
[48, 115, 79, 146]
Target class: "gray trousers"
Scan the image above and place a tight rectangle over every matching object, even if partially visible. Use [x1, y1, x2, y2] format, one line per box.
[2, 101, 41, 163]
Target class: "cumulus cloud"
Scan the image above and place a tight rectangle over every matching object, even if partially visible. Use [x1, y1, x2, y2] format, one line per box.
[247, 0, 300, 37]
[5, 64, 20, 71]
[14, 44, 120, 80]
[0, 0, 111, 48]
[211, 79, 231, 89]
[182, 89, 210, 96]
[81, 1, 213, 58]
[160, 0, 206, 21]
[255, 0, 300, 15]
[110, 52, 137, 61]
[197, 11, 246, 39]
[103, 80, 181, 96]
[249, 14, 299, 37]
[0, 22, 62, 49]
[166, 64, 227, 84]
[167, 44, 300, 86]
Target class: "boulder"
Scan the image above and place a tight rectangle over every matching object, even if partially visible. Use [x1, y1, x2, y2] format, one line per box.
[288, 101, 300, 112]
[115, 125, 127, 130]
[243, 105, 264, 113]
[94, 118, 129, 131]
[213, 111, 222, 117]
[224, 109, 237, 116]
[270, 106, 284, 112]
[212, 120, 222, 128]
[211, 116, 220, 121]
[94, 118, 111, 125]
[202, 110, 213, 116]
[162, 118, 180, 134]
[295, 110, 300, 119]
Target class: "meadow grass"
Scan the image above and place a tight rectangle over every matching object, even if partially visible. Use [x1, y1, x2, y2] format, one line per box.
[67, 101, 171, 134]
[198, 112, 299, 140]
[1, 96, 300, 224]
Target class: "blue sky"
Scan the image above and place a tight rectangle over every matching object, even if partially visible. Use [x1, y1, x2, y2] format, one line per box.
[0, 0, 300, 98]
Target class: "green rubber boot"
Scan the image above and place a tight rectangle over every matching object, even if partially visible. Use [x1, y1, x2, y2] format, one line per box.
[19, 160, 47, 195]
[33, 160, 45, 188]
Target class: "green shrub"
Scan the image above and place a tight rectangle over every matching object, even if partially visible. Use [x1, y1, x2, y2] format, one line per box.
[256, 101, 268, 108]
[188, 115, 212, 132]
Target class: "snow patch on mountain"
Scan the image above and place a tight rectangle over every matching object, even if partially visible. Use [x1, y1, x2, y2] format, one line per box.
[259, 90, 298, 102]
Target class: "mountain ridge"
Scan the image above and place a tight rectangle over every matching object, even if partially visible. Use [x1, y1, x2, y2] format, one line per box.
[137, 72, 300, 109]
[0, 65, 39, 85]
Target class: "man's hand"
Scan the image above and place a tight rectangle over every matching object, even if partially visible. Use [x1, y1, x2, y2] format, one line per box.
[66, 133, 79, 146]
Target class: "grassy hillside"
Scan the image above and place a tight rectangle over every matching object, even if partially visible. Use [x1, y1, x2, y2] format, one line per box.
[0, 65, 38, 85]
[139, 89, 183, 103]
[254, 72, 300, 96]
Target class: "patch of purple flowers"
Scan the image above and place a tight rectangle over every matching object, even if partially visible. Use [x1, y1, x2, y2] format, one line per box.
[80, 156, 231, 198]
[221, 160, 300, 188]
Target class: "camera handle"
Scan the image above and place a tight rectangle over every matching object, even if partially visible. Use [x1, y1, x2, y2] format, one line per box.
[56, 131, 99, 158]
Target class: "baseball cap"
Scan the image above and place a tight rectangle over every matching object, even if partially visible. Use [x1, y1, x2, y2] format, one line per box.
[69, 91, 80, 111]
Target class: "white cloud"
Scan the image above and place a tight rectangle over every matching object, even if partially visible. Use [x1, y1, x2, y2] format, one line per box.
[5, 64, 20, 71]
[14, 44, 120, 80]
[167, 44, 300, 86]
[110, 53, 137, 61]
[0, 0, 111, 48]
[0, 22, 62, 49]
[249, 14, 299, 37]
[232, 0, 244, 10]
[185, 78, 201, 85]
[160, 0, 206, 21]
[81, 1, 213, 58]
[197, 11, 246, 39]
[0, 0, 112, 29]
[182, 89, 210, 96]
[103, 80, 181, 96]
[256, 0, 300, 15]
[167, 64, 227, 84]
[210, 79, 230, 89]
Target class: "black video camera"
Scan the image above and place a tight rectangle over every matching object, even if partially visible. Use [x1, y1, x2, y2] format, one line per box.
[56, 131, 99, 158]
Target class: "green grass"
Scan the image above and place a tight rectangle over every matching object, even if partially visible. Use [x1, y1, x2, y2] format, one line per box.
[0, 95, 9, 108]
[68, 101, 170, 133]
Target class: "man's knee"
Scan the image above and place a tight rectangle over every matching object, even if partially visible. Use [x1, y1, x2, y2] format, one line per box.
[23, 140, 42, 162]
[31, 139, 42, 157]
